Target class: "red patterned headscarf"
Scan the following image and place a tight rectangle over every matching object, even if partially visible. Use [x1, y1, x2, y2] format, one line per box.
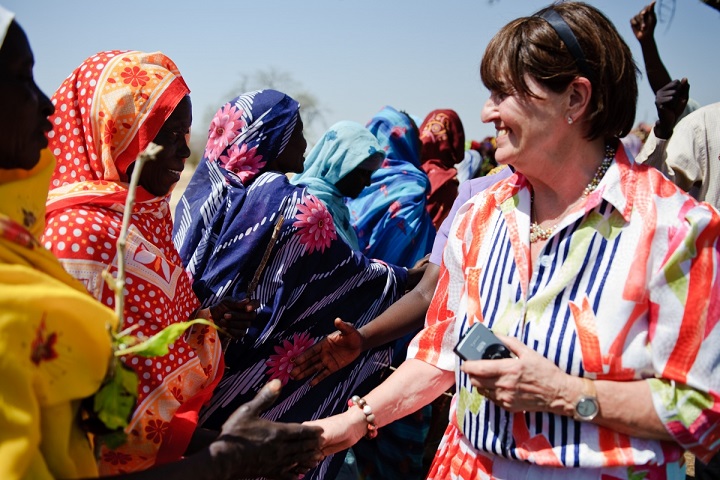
[419, 109, 465, 229]
[42, 51, 221, 474]
[46, 50, 189, 208]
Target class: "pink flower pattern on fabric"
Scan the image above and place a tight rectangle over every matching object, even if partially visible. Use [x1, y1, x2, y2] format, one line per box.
[204, 104, 245, 161]
[219, 143, 266, 183]
[389, 200, 402, 219]
[265, 332, 316, 385]
[390, 126, 406, 138]
[293, 195, 337, 254]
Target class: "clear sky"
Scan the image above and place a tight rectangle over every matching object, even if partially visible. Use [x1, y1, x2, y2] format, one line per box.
[7, 0, 720, 149]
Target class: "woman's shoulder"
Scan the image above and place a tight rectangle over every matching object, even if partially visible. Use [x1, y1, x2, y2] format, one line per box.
[246, 171, 305, 199]
[463, 167, 514, 199]
[628, 161, 720, 234]
[248, 170, 291, 187]
[43, 205, 122, 266]
[0, 263, 115, 332]
[45, 205, 121, 237]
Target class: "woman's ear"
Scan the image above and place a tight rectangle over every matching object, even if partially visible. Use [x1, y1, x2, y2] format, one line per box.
[567, 77, 592, 122]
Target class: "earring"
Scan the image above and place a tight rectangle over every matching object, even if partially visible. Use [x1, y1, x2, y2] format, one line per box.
[567, 116, 574, 125]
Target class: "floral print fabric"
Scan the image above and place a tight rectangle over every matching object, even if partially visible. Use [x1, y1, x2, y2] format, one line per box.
[203, 90, 298, 184]
[173, 92, 408, 480]
[408, 145, 720, 479]
[174, 90, 300, 275]
[293, 195, 337, 253]
[1, 151, 116, 480]
[42, 51, 222, 474]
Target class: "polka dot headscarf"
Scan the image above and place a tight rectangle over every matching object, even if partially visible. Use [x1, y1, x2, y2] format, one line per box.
[47, 50, 189, 190]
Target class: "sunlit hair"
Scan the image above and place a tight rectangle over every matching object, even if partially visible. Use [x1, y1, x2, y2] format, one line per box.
[480, 1, 638, 140]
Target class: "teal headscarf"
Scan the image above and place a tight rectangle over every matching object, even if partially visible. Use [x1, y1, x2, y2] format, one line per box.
[291, 121, 384, 250]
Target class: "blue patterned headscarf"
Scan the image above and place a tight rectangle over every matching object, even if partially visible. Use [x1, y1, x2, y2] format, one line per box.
[346, 106, 436, 267]
[203, 89, 299, 183]
[366, 106, 422, 169]
[291, 121, 384, 250]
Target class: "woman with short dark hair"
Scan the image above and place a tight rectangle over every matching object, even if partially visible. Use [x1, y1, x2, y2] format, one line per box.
[307, 3, 720, 478]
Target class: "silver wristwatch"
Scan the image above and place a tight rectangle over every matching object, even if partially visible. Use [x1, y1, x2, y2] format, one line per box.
[573, 377, 599, 422]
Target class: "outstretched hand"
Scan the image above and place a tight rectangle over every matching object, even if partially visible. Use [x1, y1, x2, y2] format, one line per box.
[303, 408, 367, 458]
[289, 318, 363, 386]
[654, 78, 690, 139]
[208, 379, 324, 480]
[630, 1, 657, 43]
[406, 254, 430, 291]
[201, 297, 259, 339]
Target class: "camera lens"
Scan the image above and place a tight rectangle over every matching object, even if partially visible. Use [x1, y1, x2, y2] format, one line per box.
[483, 344, 511, 360]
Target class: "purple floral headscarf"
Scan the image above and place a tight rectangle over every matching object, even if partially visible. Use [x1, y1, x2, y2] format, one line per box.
[203, 90, 299, 184]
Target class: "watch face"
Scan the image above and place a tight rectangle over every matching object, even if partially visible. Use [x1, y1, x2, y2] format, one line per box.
[577, 398, 598, 418]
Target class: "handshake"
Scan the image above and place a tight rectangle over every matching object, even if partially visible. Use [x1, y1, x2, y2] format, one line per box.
[203, 379, 324, 480]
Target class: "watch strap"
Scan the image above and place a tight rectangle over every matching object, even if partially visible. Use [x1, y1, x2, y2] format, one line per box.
[581, 377, 597, 398]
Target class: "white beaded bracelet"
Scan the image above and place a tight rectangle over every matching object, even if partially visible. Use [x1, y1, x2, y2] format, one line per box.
[348, 395, 378, 439]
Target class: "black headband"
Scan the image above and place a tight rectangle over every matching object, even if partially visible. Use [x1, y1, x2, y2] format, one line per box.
[537, 8, 597, 85]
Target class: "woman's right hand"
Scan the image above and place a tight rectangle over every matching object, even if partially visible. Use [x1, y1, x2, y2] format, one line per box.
[303, 409, 367, 457]
[289, 318, 363, 385]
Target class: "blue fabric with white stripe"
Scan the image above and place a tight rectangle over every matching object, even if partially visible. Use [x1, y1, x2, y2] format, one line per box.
[173, 90, 407, 480]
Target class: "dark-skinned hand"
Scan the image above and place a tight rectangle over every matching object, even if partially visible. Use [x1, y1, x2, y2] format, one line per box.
[208, 379, 324, 480]
[406, 254, 430, 291]
[654, 78, 689, 139]
[630, 1, 657, 44]
[197, 297, 259, 339]
[289, 318, 363, 386]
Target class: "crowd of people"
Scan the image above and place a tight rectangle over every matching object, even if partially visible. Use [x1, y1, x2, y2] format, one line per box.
[1, 1, 719, 480]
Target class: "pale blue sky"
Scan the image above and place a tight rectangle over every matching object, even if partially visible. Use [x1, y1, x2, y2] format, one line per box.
[7, 1, 719, 147]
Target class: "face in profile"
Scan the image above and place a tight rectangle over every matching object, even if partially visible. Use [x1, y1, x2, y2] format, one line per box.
[481, 76, 563, 169]
[0, 21, 54, 170]
[128, 95, 192, 197]
[274, 116, 307, 174]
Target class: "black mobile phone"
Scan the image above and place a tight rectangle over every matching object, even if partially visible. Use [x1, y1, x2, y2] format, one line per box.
[454, 323, 512, 361]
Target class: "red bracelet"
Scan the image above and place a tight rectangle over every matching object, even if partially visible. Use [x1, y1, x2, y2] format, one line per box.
[348, 395, 378, 439]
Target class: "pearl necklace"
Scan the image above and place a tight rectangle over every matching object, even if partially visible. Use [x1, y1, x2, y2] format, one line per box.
[529, 144, 616, 244]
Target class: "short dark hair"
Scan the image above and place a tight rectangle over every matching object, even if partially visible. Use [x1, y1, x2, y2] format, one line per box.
[480, 2, 638, 140]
